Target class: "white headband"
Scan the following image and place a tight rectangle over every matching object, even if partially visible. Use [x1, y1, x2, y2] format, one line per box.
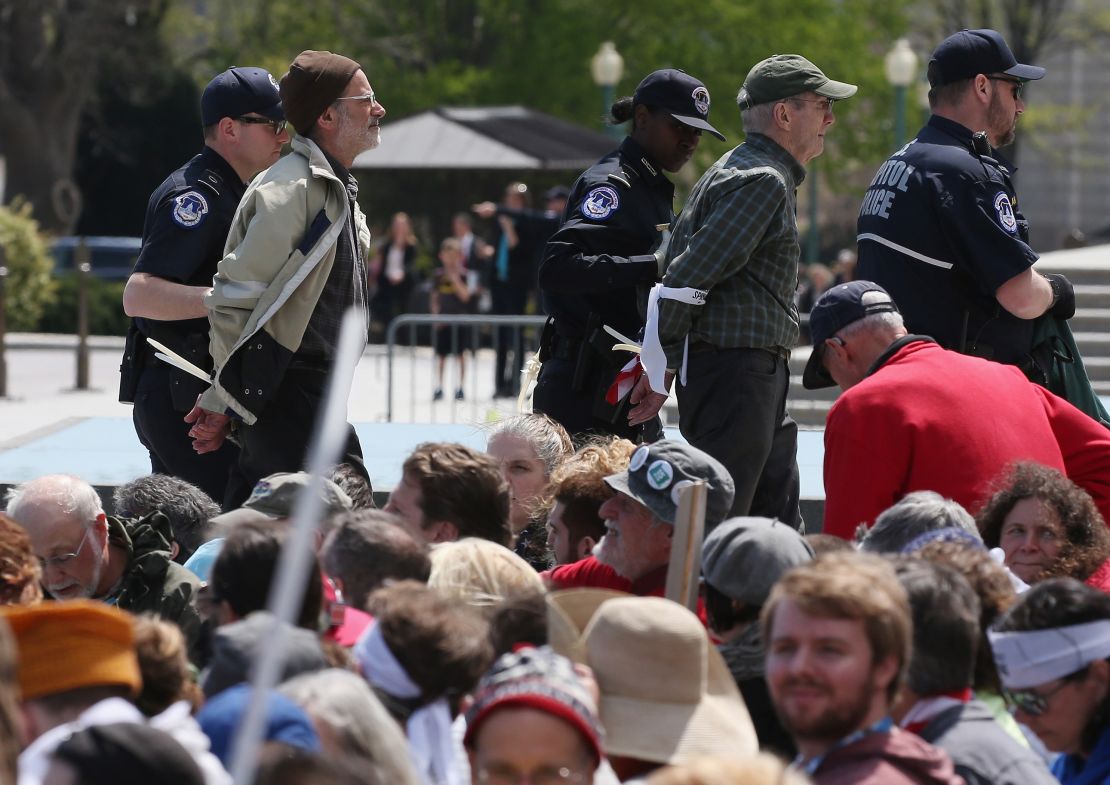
[988, 620, 1110, 689]
[354, 622, 464, 785]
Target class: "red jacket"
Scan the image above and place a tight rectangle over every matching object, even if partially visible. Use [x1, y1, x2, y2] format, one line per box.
[544, 557, 707, 624]
[823, 339, 1110, 539]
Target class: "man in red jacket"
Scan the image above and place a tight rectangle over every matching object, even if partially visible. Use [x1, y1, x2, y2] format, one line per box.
[543, 440, 734, 599]
[802, 281, 1110, 539]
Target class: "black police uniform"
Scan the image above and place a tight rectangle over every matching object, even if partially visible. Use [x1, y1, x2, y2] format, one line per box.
[856, 115, 1039, 366]
[534, 136, 670, 440]
[120, 146, 242, 503]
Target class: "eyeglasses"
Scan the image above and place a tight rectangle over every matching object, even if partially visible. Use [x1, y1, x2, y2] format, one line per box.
[335, 92, 380, 105]
[1002, 677, 1075, 716]
[476, 765, 586, 785]
[236, 116, 287, 135]
[790, 96, 837, 113]
[38, 528, 91, 571]
[988, 76, 1024, 99]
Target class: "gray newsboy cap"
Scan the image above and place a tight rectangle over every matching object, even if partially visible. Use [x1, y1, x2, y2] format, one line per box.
[702, 517, 814, 607]
[603, 440, 735, 528]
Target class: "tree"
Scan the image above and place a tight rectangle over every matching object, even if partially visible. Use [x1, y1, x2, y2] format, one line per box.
[0, 0, 172, 234]
[173, 0, 913, 193]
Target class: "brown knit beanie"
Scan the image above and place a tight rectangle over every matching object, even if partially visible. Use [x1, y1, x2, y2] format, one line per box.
[279, 50, 362, 135]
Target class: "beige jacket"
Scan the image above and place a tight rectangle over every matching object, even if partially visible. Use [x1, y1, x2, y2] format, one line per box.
[201, 135, 371, 424]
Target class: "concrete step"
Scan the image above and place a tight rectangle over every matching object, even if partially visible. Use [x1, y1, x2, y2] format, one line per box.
[1072, 309, 1110, 333]
[1075, 284, 1110, 310]
[1073, 332, 1110, 357]
[1036, 249, 1110, 286]
[1082, 356, 1110, 382]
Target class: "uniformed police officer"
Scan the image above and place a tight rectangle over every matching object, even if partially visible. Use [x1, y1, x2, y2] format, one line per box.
[856, 29, 1075, 372]
[534, 68, 724, 441]
[120, 67, 288, 505]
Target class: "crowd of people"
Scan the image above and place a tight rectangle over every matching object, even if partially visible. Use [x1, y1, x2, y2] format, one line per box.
[40, 18, 1110, 785]
[3, 410, 1110, 784]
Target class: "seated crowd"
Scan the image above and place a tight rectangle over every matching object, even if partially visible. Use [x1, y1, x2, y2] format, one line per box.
[2, 287, 1110, 785]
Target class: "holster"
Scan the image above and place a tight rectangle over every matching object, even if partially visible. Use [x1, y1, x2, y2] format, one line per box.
[584, 319, 635, 426]
[118, 323, 147, 404]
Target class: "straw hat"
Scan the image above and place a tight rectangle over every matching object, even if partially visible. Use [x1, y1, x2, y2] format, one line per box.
[547, 591, 757, 765]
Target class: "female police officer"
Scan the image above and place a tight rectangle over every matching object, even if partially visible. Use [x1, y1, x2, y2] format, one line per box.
[534, 68, 723, 441]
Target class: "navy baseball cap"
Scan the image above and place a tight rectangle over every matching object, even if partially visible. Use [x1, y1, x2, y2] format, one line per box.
[802, 281, 900, 390]
[201, 67, 284, 127]
[633, 69, 726, 142]
[928, 29, 1046, 87]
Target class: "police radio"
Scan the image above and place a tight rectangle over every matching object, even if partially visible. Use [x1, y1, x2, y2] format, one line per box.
[971, 132, 992, 157]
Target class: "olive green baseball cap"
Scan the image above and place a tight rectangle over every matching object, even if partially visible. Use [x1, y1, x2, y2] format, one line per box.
[737, 54, 858, 109]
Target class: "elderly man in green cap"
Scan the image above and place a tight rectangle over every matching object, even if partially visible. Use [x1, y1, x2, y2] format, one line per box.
[628, 54, 857, 530]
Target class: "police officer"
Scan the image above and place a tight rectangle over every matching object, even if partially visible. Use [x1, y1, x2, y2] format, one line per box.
[534, 68, 724, 441]
[856, 29, 1074, 372]
[120, 67, 288, 504]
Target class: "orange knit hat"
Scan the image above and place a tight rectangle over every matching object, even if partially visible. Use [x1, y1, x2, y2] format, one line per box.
[1, 600, 140, 700]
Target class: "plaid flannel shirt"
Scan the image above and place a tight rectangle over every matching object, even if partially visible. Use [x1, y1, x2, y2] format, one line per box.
[657, 133, 805, 367]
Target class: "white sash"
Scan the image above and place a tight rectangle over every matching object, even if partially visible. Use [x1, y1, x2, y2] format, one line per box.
[641, 283, 708, 394]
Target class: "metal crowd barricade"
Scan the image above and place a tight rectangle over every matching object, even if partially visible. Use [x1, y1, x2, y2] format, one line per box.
[385, 314, 548, 422]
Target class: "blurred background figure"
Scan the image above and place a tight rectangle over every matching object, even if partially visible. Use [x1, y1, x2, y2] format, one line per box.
[369, 211, 418, 339]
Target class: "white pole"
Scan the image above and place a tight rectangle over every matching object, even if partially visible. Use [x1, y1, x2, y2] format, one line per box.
[228, 307, 366, 785]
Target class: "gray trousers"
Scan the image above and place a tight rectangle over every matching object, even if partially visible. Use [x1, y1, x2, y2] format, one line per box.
[676, 346, 802, 530]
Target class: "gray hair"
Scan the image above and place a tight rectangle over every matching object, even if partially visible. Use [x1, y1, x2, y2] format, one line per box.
[892, 559, 981, 696]
[5, 474, 103, 526]
[279, 669, 419, 785]
[739, 99, 776, 134]
[112, 474, 219, 563]
[858, 491, 980, 553]
[488, 413, 572, 477]
[836, 310, 905, 342]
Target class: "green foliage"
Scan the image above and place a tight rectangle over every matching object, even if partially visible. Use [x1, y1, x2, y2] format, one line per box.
[170, 0, 913, 193]
[36, 274, 128, 336]
[0, 200, 57, 331]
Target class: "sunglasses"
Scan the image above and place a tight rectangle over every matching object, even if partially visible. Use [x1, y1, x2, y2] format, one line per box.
[988, 75, 1024, 99]
[237, 116, 286, 135]
[1002, 677, 1074, 716]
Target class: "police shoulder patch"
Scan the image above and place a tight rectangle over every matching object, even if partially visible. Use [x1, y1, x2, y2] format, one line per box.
[172, 191, 209, 228]
[581, 185, 621, 221]
[993, 191, 1018, 234]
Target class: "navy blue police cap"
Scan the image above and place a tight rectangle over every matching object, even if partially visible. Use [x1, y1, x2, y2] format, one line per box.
[201, 67, 284, 127]
[633, 69, 725, 142]
[928, 29, 1046, 88]
[802, 280, 900, 390]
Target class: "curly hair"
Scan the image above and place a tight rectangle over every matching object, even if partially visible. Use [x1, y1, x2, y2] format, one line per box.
[977, 462, 1110, 583]
[547, 437, 636, 546]
[0, 515, 40, 606]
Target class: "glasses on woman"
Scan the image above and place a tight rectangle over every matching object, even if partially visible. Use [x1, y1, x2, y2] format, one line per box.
[1002, 675, 1076, 716]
